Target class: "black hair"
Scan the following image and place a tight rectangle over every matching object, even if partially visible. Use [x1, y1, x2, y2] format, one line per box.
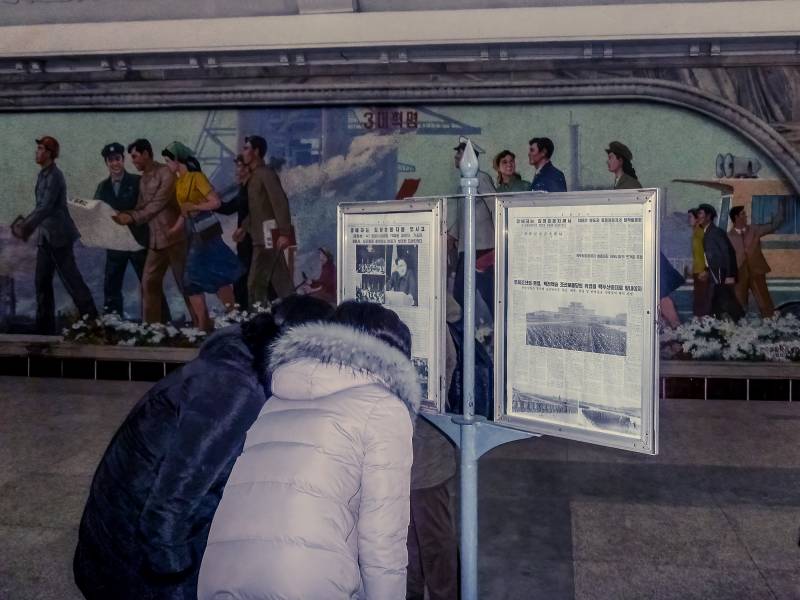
[127, 139, 153, 157]
[729, 205, 745, 221]
[697, 204, 718, 220]
[240, 312, 280, 384]
[528, 137, 555, 159]
[332, 300, 412, 358]
[687, 208, 699, 218]
[161, 149, 202, 173]
[620, 156, 638, 179]
[272, 294, 334, 329]
[245, 135, 268, 158]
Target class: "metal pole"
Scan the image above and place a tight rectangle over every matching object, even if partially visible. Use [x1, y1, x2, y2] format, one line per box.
[459, 139, 480, 600]
[460, 417, 478, 599]
[422, 144, 536, 596]
[461, 150, 478, 422]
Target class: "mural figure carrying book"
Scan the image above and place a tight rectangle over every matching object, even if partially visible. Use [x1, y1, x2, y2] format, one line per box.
[232, 135, 295, 306]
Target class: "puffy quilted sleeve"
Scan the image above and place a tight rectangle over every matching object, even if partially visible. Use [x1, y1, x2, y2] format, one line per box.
[137, 362, 266, 580]
[358, 394, 415, 599]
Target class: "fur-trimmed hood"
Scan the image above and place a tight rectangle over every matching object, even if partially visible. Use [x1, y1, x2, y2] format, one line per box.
[268, 321, 421, 416]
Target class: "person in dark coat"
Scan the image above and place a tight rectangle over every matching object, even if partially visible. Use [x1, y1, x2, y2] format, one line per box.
[407, 419, 458, 600]
[94, 142, 171, 320]
[528, 136, 567, 192]
[696, 203, 743, 320]
[215, 154, 253, 309]
[13, 136, 97, 334]
[387, 256, 418, 306]
[73, 295, 333, 600]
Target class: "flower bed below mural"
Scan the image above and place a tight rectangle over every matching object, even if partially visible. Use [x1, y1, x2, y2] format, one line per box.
[62, 305, 271, 347]
[62, 305, 800, 362]
[660, 315, 800, 362]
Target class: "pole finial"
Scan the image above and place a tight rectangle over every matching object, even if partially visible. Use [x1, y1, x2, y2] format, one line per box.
[460, 138, 479, 178]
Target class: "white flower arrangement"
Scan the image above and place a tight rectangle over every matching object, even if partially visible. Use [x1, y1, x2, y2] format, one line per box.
[63, 313, 208, 347]
[661, 314, 800, 362]
[62, 303, 275, 347]
[211, 302, 272, 330]
[62, 307, 800, 360]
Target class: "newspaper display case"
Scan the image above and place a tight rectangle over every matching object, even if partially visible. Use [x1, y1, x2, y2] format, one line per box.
[337, 198, 447, 414]
[494, 189, 660, 454]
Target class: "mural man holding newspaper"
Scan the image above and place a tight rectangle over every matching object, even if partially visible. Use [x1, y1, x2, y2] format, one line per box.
[93, 142, 170, 321]
[12, 136, 97, 334]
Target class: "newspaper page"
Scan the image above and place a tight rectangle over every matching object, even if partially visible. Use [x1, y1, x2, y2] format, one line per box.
[68, 197, 143, 252]
[505, 203, 647, 439]
[340, 210, 439, 411]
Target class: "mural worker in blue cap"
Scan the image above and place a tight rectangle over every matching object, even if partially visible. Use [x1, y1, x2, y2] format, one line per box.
[94, 142, 171, 320]
[12, 136, 98, 334]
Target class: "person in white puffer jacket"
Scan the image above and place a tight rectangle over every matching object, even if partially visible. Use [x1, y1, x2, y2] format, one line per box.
[198, 300, 420, 600]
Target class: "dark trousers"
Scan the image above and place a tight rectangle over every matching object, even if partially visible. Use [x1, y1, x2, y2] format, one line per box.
[692, 274, 712, 317]
[248, 244, 293, 307]
[453, 251, 494, 321]
[711, 282, 745, 321]
[104, 249, 171, 321]
[234, 238, 253, 310]
[35, 240, 97, 334]
[407, 480, 459, 600]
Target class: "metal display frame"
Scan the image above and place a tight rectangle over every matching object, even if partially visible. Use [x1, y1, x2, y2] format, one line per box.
[494, 189, 660, 455]
[337, 197, 447, 414]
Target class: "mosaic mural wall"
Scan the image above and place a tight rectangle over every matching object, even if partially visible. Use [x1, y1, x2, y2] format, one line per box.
[1, 101, 797, 332]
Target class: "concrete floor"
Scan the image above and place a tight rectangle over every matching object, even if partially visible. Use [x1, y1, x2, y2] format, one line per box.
[0, 375, 798, 600]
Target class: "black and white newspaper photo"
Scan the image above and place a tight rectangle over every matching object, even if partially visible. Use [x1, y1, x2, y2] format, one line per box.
[340, 208, 440, 410]
[505, 203, 649, 440]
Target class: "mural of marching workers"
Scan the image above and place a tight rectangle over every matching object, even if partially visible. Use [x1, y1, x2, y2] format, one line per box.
[0, 102, 798, 357]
